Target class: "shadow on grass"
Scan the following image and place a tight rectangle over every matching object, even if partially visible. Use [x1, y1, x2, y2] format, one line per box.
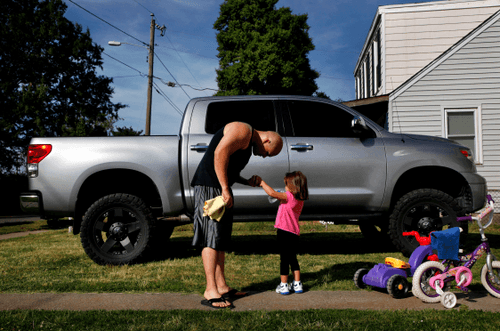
[241, 261, 377, 293]
[0, 221, 35, 228]
[144, 230, 399, 264]
[229, 231, 397, 256]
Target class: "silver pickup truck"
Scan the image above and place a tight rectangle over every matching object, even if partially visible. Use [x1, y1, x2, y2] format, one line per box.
[20, 95, 487, 265]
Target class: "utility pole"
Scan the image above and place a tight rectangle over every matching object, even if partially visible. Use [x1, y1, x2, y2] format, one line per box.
[145, 14, 165, 136]
[145, 14, 155, 136]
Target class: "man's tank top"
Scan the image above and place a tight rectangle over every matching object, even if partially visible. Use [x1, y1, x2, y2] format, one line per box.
[191, 126, 253, 189]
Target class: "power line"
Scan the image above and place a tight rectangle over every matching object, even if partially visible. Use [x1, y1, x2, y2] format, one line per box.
[154, 53, 191, 99]
[68, 0, 148, 47]
[165, 34, 207, 96]
[104, 51, 210, 93]
[102, 52, 147, 77]
[132, 0, 154, 14]
[113, 75, 144, 79]
[165, 81, 218, 92]
[153, 82, 183, 116]
[104, 51, 182, 116]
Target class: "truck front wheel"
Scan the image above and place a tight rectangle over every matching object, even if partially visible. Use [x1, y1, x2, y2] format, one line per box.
[80, 193, 154, 265]
[389, 189, 465, 257]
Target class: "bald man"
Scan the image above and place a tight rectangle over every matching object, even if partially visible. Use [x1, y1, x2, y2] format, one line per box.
[191, 122, 283, 309]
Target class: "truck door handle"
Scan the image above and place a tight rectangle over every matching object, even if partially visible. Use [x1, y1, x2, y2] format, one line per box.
[190, 144, 208, 152]
[291, 144, 313, 151]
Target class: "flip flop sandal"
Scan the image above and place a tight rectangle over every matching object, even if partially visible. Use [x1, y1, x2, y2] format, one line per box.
[222, 289, 247, 300]
[201, 297, 234, 309]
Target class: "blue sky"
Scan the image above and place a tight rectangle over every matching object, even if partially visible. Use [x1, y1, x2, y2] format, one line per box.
[64, 0, 433, 135]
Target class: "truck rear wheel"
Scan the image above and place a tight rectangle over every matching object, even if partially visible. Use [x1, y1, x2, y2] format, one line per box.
[389, 189, 465, 257]
[80, 193, 154, 265]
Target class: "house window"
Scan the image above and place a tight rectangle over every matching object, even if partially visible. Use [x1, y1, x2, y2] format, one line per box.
[444, 108, 481, 163]
[375, 31, 382, 90]
[356, 73, 361, 100]
[366, 53, 372, 97]
[363, 61, 368, 98]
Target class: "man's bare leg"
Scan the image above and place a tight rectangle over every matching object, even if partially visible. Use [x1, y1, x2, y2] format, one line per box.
[215, 251, 231, 294]
[201, 247, 230, 307]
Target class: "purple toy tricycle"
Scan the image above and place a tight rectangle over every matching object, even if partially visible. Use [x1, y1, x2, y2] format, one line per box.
[354, 232, 437, 298]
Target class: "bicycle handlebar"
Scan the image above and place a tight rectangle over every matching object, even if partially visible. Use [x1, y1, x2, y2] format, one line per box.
[457, 195, 495, 229]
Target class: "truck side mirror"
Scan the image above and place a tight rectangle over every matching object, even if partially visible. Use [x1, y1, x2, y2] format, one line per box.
[351, 116, 375, 138]
[351, 116, 368, 135]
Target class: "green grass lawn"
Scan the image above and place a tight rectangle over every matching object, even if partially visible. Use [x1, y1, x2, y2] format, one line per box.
[0, 220, 49, 235]
[0, 220, 499, 294]
[2, 309, 500, 331]
[1, 219, 500, 329]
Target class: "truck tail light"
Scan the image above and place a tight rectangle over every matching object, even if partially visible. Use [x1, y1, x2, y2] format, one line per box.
[27, 145, 52, 177]
[27, 144, 52, 164]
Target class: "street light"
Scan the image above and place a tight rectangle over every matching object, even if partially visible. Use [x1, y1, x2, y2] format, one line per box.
[108, 14, 165, 136]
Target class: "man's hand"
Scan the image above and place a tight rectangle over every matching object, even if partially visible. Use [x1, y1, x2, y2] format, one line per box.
[222, 187, 233, 209]
[248, 175, 262, 187]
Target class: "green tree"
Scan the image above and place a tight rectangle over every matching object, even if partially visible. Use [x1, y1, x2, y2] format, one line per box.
[314, 91, 331, 100]
[214, 0, 319, 96]
[0, 0, 126, 174]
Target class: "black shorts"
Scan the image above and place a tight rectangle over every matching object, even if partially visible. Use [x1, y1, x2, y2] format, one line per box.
[191, 186, 233, 251]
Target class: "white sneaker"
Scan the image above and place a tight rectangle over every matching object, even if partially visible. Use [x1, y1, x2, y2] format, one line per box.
[276, 283, 290, 295]
[293, 281, 303, 294]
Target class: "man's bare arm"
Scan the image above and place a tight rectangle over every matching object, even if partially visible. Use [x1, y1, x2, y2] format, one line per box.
[214, 122, 253, 208]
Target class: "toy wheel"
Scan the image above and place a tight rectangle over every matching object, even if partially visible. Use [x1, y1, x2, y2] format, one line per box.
[481, 261, 500, 299]
[441, 292, 457, 309]
[412, 261, 446, 303]
[387, 274, 409, 298]
[354, 268, 369, 289]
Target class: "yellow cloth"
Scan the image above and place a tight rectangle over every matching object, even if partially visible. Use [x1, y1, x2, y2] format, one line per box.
[203, 196, 226, 221]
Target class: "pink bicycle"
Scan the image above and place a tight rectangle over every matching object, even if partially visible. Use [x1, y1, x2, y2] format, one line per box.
[412, 195, 500, 308]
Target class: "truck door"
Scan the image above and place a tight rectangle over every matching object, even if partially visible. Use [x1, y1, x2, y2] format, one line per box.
[283, 99, 387, 214]
[184, 99, 289, 217]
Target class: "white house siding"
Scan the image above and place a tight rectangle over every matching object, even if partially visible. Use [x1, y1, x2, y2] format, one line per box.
[390, 15, 500, 190]
[384, 5, 500, 94]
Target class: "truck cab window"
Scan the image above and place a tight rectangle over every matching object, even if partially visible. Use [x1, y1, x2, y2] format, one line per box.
[205, 101, 276, 134]
[287, 100, 359, 138]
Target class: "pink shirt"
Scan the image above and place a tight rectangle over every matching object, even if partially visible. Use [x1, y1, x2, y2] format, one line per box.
[274, 191, 304, 236]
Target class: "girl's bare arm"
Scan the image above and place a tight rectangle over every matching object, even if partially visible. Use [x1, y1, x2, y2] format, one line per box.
[260, 180, 287, 201]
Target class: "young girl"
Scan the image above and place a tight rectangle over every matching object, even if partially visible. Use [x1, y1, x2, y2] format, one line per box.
[259, 171, 309, 295]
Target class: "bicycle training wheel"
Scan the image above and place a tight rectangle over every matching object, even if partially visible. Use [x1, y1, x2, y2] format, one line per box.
[441, 292, 457, 309]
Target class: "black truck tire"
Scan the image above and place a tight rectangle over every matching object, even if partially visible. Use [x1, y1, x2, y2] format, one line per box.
[80, 193, 154, 265]
[389, 188, 466, 257]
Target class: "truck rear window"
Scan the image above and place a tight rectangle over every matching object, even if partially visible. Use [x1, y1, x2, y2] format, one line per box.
[205, 101, 276, 134]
